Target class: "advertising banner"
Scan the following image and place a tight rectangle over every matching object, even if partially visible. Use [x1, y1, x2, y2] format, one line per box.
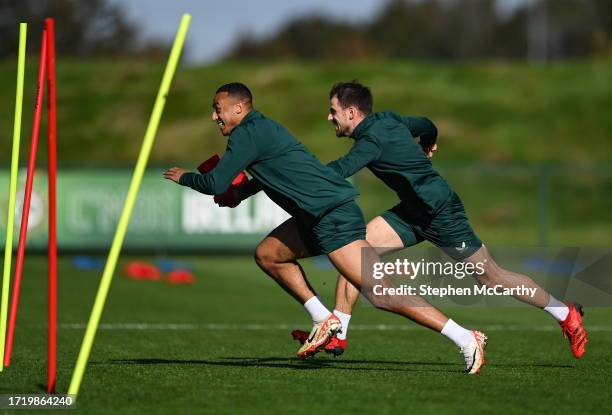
[0, 169, 290, 251]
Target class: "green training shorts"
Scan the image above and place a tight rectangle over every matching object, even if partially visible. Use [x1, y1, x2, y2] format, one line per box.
[381, 192, 482, 260]
[298, 200, 366, 255]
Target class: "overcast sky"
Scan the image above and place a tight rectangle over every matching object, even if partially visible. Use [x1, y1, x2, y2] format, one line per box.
[110, 0, 532, 63]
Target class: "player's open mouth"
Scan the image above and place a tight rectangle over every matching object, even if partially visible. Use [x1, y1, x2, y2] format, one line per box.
[217, 120, 225, 128]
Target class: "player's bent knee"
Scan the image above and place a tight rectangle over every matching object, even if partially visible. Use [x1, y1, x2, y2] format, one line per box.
[254, 241, 275, 270]
[254, 238, 293, 270]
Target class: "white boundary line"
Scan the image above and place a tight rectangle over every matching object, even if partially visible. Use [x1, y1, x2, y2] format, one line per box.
[52, 323, 612, 332]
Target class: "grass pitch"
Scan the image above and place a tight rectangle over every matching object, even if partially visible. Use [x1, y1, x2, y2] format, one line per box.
[1, 255, 611, 414]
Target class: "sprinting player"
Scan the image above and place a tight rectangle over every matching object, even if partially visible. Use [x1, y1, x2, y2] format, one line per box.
[291, 81, 587, 360]
[164, 82, 488, 373]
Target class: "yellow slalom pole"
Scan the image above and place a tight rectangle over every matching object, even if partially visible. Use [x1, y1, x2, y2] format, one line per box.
[1, 23, 27, 371]
[68, 14, 191, 397]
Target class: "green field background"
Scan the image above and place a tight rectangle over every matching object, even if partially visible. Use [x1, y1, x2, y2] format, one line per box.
[1, 60, 611, 246]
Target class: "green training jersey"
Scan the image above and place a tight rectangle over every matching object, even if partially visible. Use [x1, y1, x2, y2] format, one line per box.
[179, 110, 358, 221]
[327, 111, 452, 215]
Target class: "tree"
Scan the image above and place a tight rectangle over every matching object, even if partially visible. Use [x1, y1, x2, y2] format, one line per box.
[225, 0, 612, 61]
[0, 0, 139, 57]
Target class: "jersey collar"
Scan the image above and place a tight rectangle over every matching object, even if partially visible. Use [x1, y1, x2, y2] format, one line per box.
[239, 109, 262, 126]
[351, 112, 376, 140]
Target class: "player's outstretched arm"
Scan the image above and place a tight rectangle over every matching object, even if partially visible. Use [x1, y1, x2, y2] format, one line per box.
[171, 129, 258, 195]
[327, 135, 382, 178]
[163, 166, 189, 183]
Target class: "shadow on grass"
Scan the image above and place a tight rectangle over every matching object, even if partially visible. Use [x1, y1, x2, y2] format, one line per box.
[95, 356, 575, 372]
[97, 356, 459, 373]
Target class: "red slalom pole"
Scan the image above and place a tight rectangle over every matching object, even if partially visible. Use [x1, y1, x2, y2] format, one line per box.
[45, 18, 57, 394]
[4, 30, 48, 367]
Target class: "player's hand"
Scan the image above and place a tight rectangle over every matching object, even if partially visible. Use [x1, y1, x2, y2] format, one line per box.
[163, 167, 188, 183]
[418, 134, 437, 159]
[215, 187, 241, 208]
[423, 143, 438, 159]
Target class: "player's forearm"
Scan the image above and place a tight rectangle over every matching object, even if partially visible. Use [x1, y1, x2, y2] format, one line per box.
[179, 170, 234, 195]
[236, 178, 263, 200]
[327, 142, 378, 179]
[402, 116, 438, 144]
[327, 160, 349, 178]
[180, 142, 256, 195]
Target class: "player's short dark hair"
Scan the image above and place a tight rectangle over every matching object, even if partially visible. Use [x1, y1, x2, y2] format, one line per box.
[216, 82, 253, 105]
[329, 81, 373, 115]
